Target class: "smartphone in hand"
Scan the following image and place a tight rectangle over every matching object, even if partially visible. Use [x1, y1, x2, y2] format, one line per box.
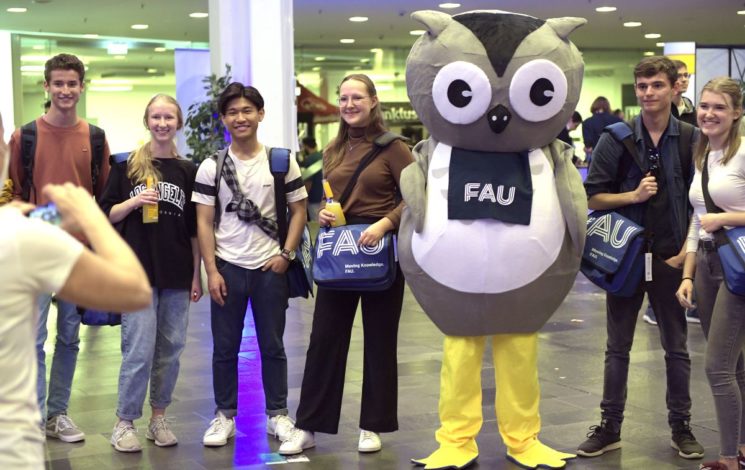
[28, 203, 61, 225]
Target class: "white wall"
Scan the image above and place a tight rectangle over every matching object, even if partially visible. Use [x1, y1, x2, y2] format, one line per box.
[86, 85, 176, 154]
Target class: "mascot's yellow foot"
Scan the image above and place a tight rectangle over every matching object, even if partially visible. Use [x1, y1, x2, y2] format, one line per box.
[506, 441, 575, 469]
[411, 446, 478, 470]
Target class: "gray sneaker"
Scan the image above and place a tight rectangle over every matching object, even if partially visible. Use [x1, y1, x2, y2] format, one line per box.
[146, 415, 178, 447]
[110, 421, 142, 453]
[45, 414, 85, 443]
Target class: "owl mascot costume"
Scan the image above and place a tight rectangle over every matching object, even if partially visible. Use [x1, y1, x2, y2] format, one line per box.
[400, 10, 588, 470]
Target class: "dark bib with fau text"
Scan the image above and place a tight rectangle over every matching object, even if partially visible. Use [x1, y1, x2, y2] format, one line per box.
[447, 147, 533, 225]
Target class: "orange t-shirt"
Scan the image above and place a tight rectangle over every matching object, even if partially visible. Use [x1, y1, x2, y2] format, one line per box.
[9, 117, 111, 204]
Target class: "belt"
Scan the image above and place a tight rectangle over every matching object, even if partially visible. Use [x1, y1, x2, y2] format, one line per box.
[699, 239, 717, 252]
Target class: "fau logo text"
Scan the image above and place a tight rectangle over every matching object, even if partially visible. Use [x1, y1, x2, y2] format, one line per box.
[587, 213, 640, 249]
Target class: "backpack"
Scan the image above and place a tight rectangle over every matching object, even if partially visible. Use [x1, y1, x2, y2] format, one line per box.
[20, 120, 106, 202]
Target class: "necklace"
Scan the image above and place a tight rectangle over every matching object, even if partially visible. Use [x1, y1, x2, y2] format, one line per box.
[347, 137, 364, 152]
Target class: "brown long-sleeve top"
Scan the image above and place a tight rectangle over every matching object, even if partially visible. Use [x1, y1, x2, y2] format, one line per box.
[323, 128, 414, 229]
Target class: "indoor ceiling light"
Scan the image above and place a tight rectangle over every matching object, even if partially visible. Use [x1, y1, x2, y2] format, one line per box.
[20, 65, 44, 72]
[312, 66, 321, 71]
[83, 34, 100, 38]
[314, 56, 326, 61]
[189, 12, 208, 18]
[89, 86, 133, 92]
[644, 33, 661, 39]
[595, 6, 617, 12]
[7, 7, 27, 13]
[154, 47, 167, 52]
[130, 24, 149, 30]
[623, 21, 642, 27]
[107, 42, 128, 55]
[644, 51, 655, 56]
[410, 30, 426, 35]
[738, 10, 745, 15]
[656, 42, 665, 47]
[370, 48, 382, 53]
[340, 39, 355, 44]
[147, 68, 158, 73]
[91, 79, 132, 85]
[438, 3, 461, 8]
[349, 16, 368, 22]
[360, 58, 370, 63]
[32, 45, 44, 50]
[20, 55, 51, 62]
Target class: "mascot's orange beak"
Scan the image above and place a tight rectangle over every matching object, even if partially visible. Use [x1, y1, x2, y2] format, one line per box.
[487, 104, 511, 134]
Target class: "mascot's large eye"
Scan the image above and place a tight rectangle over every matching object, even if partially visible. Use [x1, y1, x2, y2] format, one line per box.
[509, 59, 568, 122]
[432, 61, 492, 125]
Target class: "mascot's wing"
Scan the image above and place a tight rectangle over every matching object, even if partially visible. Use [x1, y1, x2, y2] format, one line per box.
[400, 138, 436, 233]
[546, 139, 588, 254]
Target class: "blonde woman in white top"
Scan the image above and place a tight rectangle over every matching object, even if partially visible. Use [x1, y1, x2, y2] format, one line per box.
[676, 77, 745, 470]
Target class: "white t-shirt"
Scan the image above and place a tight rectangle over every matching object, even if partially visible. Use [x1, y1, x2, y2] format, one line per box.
[192, 145, 307, 269]
[687, 137, 745, 252]
[0, 208, 84, 469]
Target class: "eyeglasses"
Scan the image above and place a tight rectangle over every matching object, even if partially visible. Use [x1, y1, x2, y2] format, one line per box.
[337, 95, 369, 106]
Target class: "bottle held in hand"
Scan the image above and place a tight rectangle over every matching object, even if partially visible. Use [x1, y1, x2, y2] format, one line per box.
[142, 176, 158, 224]
[322, 179, 346, 227]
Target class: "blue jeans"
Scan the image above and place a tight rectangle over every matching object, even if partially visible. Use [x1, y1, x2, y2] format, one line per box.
[117, 289, 191, 421]
[211, 258, 289, 418]
[695, 247, 745, 457]
[601, 256, 692, 427]
[36, 294, 81, 421]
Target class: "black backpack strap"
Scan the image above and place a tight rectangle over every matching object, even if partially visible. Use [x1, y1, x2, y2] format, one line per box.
[677, 121, 695, 184]
[88, 124, 106, 197]
[701, 151, 728, 247]
[604, 121, 642, 192]
[20, 121, 38, 202]
[268, 147, 291, 247]
[337, 131, 403, 207]
[212, 148, 230, 229]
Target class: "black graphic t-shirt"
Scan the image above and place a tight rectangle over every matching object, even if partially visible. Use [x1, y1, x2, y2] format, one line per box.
[100, 157, 198, 290]
[448, 147, 533, 225]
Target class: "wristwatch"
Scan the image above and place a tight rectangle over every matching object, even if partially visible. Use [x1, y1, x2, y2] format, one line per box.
[280, 248, 296, 261]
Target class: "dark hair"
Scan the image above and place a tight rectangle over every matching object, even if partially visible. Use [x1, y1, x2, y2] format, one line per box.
[44, 53, 85, 82]
[634, 56, 678, 86]
[218, 82, 265, 115]
[590, 96, 611, 114]
[325, 74, 387, 174]
[672, 59, 687, 70]
[571, 111, 582, 123]
[302, 136, 317, 148]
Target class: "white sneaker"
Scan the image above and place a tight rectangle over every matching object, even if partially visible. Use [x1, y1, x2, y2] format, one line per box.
[358, 429, 381, 453]
[110, 421, 142, 453]
[202, 412, 235, 447]
[278, 428, 315, 455]
[267, 414, 295, 441]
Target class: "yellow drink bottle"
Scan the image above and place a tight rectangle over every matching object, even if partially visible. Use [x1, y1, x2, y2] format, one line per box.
[143, 176, 159, 224]
[322, 179, 346, 227]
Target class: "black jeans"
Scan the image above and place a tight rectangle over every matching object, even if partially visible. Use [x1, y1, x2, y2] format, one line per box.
[210, 258, 289, 418]
[295, 266, 405, 434]
[601, 256, 692, 427]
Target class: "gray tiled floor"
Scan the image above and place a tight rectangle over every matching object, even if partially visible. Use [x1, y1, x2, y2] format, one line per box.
[43, 275, 716, 469]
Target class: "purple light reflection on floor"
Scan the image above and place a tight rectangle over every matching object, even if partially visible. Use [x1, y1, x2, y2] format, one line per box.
[232, 300, 276, 466]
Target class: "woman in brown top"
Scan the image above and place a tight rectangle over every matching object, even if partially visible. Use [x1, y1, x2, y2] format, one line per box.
[280, 74, 414, 456]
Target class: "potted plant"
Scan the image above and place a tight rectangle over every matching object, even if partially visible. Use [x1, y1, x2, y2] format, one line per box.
[185, 64, 232, 163]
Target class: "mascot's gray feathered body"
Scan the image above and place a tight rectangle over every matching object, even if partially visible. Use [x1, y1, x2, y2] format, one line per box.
[399, 9, 588, 470]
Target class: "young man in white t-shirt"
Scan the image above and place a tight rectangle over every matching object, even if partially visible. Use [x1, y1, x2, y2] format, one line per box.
[192, 83, 307, 447]
[0, 113, 151, 469]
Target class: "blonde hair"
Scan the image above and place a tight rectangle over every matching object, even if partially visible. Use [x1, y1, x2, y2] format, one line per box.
[324, 74, 387, 174]
[127, 94, 184, 185]
[693, 77, 743, 170]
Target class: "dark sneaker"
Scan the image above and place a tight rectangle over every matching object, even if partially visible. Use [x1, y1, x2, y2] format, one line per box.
[671, 421, 704, 459]
[577, 420, 621, 457]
